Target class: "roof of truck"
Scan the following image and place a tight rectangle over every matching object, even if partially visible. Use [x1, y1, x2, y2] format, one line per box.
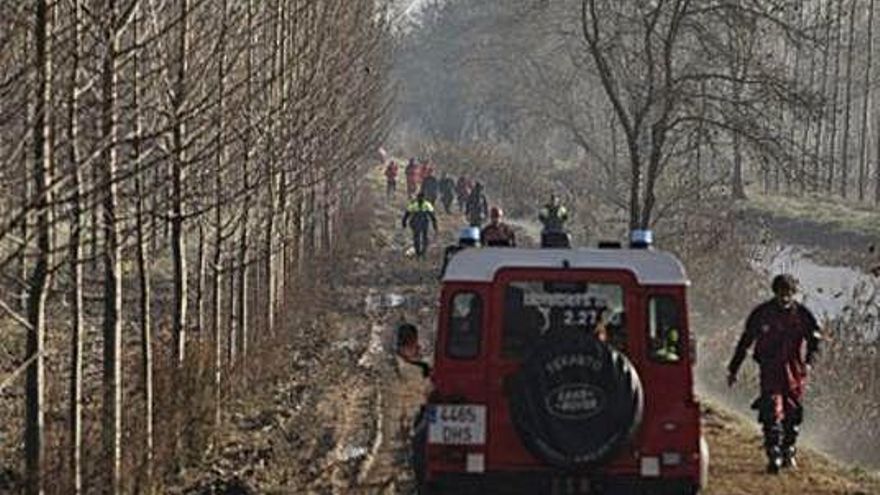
[442, 248, 689, 286]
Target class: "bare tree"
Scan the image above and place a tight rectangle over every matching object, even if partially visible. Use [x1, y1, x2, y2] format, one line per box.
[171, 0, 190, 365]
[841, 0, 857, 198]
[66, 0, 85, 492]
[131, 5, 155, 490]
[25, 1, 53, 493]
[859, 0, 876, 201]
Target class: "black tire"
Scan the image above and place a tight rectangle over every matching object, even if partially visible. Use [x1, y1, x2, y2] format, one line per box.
[508, 331, 644, 469]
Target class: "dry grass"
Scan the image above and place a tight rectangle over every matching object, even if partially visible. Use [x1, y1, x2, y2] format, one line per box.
[703, 402, 880, 495]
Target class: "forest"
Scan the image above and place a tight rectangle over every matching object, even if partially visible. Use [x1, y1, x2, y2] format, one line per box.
[0, 1, 393, 493]
[3, 0, 880, 494]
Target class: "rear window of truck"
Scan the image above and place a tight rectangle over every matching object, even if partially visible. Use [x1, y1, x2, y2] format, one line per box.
[502, 281, 625, 359]
[447, 292, 483, 359]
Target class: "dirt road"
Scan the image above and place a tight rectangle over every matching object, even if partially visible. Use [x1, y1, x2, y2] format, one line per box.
[179, 169, 879, 494]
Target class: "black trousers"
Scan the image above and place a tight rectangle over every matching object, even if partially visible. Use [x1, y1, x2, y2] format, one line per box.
[412, 227, 429, 257]
[441, 194, 453, 214]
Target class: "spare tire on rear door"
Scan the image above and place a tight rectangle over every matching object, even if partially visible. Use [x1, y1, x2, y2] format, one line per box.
[508, 331, 643, 469]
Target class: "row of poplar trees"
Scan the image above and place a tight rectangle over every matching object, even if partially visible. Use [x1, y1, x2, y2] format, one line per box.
[0, 0, 393, 494]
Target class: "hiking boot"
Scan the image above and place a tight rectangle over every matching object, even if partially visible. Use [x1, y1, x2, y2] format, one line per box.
[782, 447, 797, 470]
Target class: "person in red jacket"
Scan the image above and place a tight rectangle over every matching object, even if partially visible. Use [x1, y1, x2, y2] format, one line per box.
[727, 274, 822, 474]
[455, 175, 471, 213]
[405, 158, 420, 197]
[385, 160, 399, 200]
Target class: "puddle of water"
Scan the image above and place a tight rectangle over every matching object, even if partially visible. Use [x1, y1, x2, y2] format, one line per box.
[364, 292, 410, 312]
[760, 246, 873, 320]
[387, 293, 406, 307]
[337, 445, 368, 462]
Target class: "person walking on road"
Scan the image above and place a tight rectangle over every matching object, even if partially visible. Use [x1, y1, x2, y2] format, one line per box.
[538, 194, 571, 248]
[405, 158, 420, 197]
[421, 170, 439, 205]
[402, 192, 438, 258]
[439, 173, 456, 214]
[480, 207, 516, 247]
[385, 160, 399, 200]
[465, 182, 488, 227]
[538, 194, 569, 232]
[727, 274, 822, 474]
[456, 175, 471, 213]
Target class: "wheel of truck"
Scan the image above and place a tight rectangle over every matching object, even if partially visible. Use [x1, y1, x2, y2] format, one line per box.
[508, 331, 644, 469]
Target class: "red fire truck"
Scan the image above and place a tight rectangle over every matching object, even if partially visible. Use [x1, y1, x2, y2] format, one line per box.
[405, 237, 708, 494]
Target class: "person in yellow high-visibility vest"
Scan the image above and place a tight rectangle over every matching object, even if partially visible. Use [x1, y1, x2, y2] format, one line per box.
[538, 194, 571, 248]
[402, 193, 438, 258]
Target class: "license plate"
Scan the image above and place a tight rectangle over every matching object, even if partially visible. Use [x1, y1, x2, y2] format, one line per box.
[427, 404, 486, 445]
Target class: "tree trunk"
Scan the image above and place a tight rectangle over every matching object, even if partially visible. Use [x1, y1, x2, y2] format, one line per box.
[801, 3, 822, 194]
[815, 1, 833, 192]
[196, 222, 206, 340]
[25, 1, 53, 492]
[171, 0, 190, 365]
[67, 1, 84, 492]
[100, 0, 123, 491]
[20, 30, 32, 314]
[265, 182, 276, 337]
[628, 145, 642, 230]
[827, 0, 845, 194]
[789, 3, 804, 192]
[237, 213, 249, 360]
[860, 0, 876, 202]
[213, 0, 229, 430]
[237, 0, 254, 359]
[729, 27, 747, 200]
[132, 10, 153, 491]
[227, 256, 237, 365]
[841, 0, 857, 198]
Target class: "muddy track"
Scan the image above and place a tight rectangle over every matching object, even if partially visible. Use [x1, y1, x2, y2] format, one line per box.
[292, 180, 448, 495]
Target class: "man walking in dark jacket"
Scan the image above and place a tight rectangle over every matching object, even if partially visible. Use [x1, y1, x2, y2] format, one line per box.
[439, 173, 456, 214]
[727, 274, 822, 474]
[421, 171, 439, 205]
[402, 193, 438, 258]
[465, 182, 488, 227]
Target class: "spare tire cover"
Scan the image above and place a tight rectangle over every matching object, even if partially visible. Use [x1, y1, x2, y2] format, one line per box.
[508, 331, 644, 469]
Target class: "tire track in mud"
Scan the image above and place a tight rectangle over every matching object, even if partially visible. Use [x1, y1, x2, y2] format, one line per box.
[297, 182, 448, 494]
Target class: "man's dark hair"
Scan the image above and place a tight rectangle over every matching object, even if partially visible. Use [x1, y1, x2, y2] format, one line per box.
[397, 323, 418, 349]
[772, 274, 798, 294]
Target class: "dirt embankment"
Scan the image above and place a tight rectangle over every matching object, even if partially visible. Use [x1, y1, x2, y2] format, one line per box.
[178, 170, 880, 494]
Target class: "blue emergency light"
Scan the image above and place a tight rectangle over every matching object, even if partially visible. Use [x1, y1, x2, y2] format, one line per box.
[630, 229, 653, 249]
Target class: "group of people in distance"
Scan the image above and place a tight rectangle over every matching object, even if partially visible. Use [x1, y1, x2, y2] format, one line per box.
[385, 156, 573, 279]
[389, 156, 519, 261]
